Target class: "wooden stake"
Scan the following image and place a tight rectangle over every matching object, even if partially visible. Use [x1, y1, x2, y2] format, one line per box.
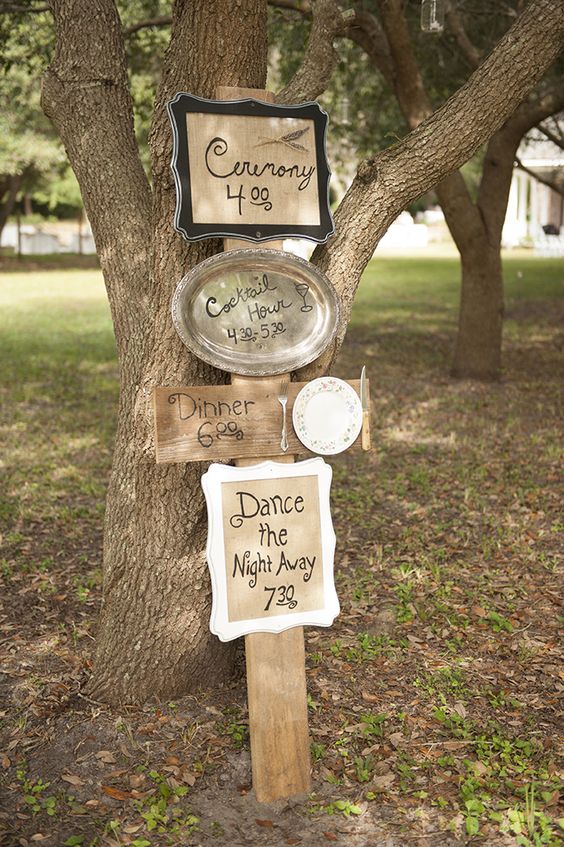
[231, 374, 311, 803]
[219, 85, 311, 803]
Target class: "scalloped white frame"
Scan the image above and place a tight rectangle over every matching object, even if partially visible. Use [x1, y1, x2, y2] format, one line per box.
[201, 458, 339, 641]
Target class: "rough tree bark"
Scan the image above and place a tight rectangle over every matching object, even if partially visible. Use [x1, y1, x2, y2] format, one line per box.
[41, 0, 564, 704]
[43, 0, 267, 704]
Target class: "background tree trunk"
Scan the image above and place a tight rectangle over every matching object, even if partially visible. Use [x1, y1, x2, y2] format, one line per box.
[450, 88, 564, 379]
[452, 248, 504, 379]
[350, 0, 564, 381]
[0, 173, 24, 241]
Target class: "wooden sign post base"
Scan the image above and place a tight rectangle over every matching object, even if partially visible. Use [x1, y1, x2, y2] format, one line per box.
[245, 628, 311, 801]
[231, 372, 311, 803]
[219, 83, 311, 804]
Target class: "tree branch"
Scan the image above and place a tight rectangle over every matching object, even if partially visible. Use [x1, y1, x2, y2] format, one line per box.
[378, 0, 432, 129]
[0, 1, 49, 11]
[476, 86, 564, 240]
[123, 14, 171, 37]
[269, 0, 312, 12]
[515, 156, 564, 198]
[271, 1, 395, 93]
[376, 0, 484, 249]
[503, 84, 564, 139]
[342, 9, 394, 87]
[299, 0, 564, 377]
[276, 0, 345, 104]
[445, 1, 482, 69]
[42, 0, 152, 321]
[537, 121, 564, 151]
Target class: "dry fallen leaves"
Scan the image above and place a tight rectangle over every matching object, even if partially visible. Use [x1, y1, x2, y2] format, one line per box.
[61, 773, 84, 786]
[101, 785, 136, 801]
[370, 772, 396, 790]
[95, 750, 116, 764]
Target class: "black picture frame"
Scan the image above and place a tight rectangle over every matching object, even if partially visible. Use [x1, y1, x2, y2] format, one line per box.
[167, 93, 335, 244]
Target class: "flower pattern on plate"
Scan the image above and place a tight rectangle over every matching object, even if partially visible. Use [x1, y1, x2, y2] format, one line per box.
[292, 377, 362, 455]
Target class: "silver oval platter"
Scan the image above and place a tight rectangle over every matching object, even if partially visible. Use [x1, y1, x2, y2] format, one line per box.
[172, 249, 339, 376]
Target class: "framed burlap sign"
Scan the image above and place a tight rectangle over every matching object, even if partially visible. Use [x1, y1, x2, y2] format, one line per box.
[201, 458, 338, 641]
[167, 93, 334, 243]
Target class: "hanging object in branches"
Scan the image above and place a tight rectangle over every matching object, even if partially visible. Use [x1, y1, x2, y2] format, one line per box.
[338, 96, 350, 127]
[421, 0, 445, 33]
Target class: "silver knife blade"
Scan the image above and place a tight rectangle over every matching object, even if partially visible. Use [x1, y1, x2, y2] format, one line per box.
[360, 365, 368, 410]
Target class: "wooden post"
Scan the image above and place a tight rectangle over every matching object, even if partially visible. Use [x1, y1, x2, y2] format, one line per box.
[231, 375, 311, 803]
[219, 85, 312, 803]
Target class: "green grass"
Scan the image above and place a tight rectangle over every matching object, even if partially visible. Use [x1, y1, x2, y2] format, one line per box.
[353, 254, 563, 331]
[0, 269, 117, 535]
[0, 269, 115, 395]
[1, 254, 563, 847]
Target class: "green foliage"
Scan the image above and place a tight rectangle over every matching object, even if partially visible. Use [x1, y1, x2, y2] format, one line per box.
[353, 755, 374, 783]
[329, 631, 396, 663]
[16, 769, 57, 817]
[487, 610, 513, 633]
[0, 13, 60, 170]
[359, 712, 387, 738]
[0, 1, 172, 214]
[415, 667, 469, 704]
[134, 770, 198, 837]
[311, 741, 326, 762]
[224, 719, 248, 749]
[323, 799, 363, 818]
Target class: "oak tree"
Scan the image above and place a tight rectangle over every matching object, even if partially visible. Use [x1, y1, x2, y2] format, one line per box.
[34, 0, 564, 703]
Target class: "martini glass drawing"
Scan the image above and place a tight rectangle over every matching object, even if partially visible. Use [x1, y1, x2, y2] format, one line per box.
[295, 282, 313, 312]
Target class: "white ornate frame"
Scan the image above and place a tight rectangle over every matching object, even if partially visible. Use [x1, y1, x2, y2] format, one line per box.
[201, 458, 339, 641]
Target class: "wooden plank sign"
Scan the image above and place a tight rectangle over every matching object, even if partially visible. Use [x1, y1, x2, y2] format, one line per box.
[201, 459, 338, 641]
[153, 379, 366, 463]
[167, 94, 335, 243]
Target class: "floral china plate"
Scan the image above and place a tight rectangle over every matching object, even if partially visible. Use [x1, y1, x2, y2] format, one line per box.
[292, 377, 362, 455]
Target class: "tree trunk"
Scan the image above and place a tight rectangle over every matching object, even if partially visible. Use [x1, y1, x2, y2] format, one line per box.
[23, 192, 33, 216]
[451, 247, 503, 380]
[448, 127, 519, 380]
[88, 0, 268, 705]
[0, 173, 24, 242]
[449, 100, 561, 380]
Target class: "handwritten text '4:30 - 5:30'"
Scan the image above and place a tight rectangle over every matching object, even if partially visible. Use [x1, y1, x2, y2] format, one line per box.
[227, 321, 286, 345]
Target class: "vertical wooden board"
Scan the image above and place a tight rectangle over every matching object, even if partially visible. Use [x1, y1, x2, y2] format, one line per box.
[230, 349, 311, 798]
[218, 91, 279, 255]
[245, 627, 311, 802]
[216, 86, 276, 103]
[223, 86, 312, 804]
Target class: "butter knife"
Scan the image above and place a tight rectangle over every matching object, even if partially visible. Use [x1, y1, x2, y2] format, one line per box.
[360, 366, 371, 451]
